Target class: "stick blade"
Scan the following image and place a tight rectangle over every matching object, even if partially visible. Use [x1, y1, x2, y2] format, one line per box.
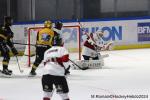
[81, 67, 89, 70]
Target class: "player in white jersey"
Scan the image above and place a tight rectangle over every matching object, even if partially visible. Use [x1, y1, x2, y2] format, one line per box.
[53, 21, 70, 75]
[42, 35, 70, 100]
[82, 30, 112, 60]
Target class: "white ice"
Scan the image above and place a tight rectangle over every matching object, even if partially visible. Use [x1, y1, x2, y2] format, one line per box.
[0, 49, 150, 100]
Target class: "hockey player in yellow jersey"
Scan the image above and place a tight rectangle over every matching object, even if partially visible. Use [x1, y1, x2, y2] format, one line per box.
[36, 20, 54, 46]
[29, 20, 55, 76]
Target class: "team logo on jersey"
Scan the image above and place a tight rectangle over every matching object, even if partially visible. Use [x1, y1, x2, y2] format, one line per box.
[137, 22, 150, 41]
[42, 33, 50, 41]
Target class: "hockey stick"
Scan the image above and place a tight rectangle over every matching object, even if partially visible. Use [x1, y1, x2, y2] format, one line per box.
[77, 19, 89, 35]
[11, 39, 24, 73]
[77, 19, 106, 39]
[13, 42, 36, 46]
[77, 19, 95, 43]
[13, 42, 47, 47]
[15, 56, 24, 73]
[69, 59, 89, 70]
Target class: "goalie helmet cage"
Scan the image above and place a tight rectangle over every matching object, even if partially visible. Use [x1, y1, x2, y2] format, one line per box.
[25, 25, 81, 67]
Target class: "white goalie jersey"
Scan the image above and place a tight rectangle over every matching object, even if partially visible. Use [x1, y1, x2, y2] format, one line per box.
[82, 31, 105, 58]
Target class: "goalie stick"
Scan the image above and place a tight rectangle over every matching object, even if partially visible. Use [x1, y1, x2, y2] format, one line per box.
[77, 19, 105, 37]
[77, 19, 91, 36]
[69, 59, 89, 70]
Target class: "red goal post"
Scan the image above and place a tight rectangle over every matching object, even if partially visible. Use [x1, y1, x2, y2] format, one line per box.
[25, 25, 81, 67]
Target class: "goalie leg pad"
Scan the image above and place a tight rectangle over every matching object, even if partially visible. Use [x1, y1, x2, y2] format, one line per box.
[73, 59, 104, 70]
[92, 56, 99, 60]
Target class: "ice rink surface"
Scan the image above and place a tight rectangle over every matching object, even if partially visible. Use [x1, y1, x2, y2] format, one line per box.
[0, 48, 150, 100]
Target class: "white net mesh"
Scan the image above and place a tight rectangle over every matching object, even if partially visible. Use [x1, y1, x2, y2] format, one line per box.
[21, 26, 81, 67]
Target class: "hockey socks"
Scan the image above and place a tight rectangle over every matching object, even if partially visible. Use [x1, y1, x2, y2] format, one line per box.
[43, 97, 50, 100]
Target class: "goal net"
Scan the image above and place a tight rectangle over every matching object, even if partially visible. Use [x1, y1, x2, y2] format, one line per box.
[21, 25, 81, 67]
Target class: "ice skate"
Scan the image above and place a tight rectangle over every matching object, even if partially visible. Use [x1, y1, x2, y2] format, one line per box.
[28, 70, 37, 77]
[0, 69, 12, 77]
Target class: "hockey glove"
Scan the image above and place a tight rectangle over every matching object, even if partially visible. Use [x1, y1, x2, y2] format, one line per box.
[11, 47, 18, 55]
[1, 40, 7, 45]
[87, 38, 95, 45]
[56, 55, 69, 66]
[65, 65, 71, 75]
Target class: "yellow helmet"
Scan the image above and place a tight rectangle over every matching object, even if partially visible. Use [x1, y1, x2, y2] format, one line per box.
[44, 20, 52, 28]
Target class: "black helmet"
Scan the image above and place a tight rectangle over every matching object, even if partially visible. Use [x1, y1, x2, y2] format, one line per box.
[55, 21, 63, 30]
[4, 16, 13, 26]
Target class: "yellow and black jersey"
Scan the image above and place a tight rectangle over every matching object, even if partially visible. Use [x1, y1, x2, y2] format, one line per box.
[36, 27, 54, 47]
[0, 26, 14, 48]
[0, 26, 13, 41]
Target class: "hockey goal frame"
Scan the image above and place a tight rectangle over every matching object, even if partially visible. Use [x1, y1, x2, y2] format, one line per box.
[26, 25, 81, 67]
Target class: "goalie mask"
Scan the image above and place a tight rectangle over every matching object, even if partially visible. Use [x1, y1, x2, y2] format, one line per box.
[95, 30, 104, 39]
[44, 20, 52, 28]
